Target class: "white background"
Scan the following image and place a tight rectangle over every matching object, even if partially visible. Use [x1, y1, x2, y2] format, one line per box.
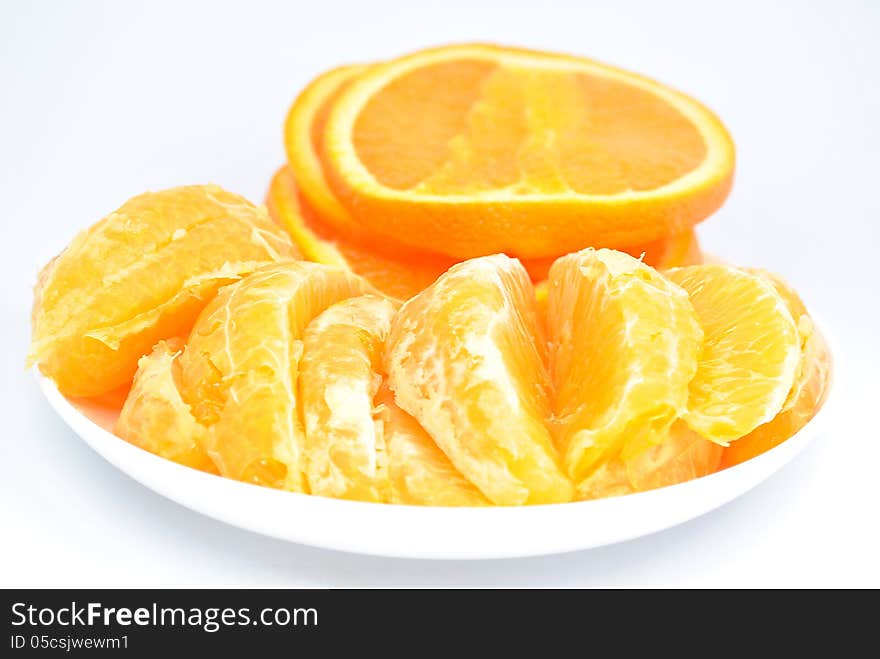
[2, 0, 878, 587]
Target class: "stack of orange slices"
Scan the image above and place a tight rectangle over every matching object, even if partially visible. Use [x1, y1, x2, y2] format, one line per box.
[29, 43, 832, 505]
[267, 43, 732, 299]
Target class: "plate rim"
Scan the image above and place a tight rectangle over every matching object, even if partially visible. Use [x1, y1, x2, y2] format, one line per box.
[34, 322, 839, 559]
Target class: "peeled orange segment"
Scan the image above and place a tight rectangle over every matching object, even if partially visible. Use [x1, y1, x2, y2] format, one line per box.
[576, 420, 723, 500]
[666, 265, 801, 444]
[385, 255, 573, 505]
[176, 262, 371, 491]
[516, 229, 703, 282]
[299, 295, 399, 502]
[748, 270, 819, 414]
[548, 248, 702, 483]
[265, 166, 455, 299]
[376, 386, 489, 506]
[29, 185, 299, 397]
[321, 43, 735, 259]
[115, 339, 216, 474]
[285, 64, 370, 237]
[721, 274, 832, 467]
[532, 230, 702, 320]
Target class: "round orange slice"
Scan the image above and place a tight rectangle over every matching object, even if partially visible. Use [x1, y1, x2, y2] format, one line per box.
[265, 166, 455, 299]
[547, 248, 702, 484]
[285, 63, 370, 238]
[175, 262, 372, 490]
[267, 165, 704, 300]
[385, 254, 573, 505]
[666, 265, 801, 444]
[321, 43, 735, 258]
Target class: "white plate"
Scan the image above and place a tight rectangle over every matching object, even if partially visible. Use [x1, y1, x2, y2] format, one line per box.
[36, 330, 837, 560]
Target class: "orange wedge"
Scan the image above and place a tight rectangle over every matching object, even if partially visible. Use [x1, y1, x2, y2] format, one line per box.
[547, 249, 702, 484]
[385, 255, 573, 505]
[29, 185, 299, 397]
[666, 265, 801, 444]
[576, 420, 723, 499]
[377, 385, 489, 506]
[299, 294, 399, 501]
[115, 338, 217, 474]
[721, 272, 832, 467]
[321, 43, 735, 258]
[175, 262, 371, 490]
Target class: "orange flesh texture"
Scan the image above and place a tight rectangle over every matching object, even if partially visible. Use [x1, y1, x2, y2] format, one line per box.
[376, 385, 490, 506]
[547, 249, 702, 484]
[30, 185, 299, 397]
[299, 295, 399, 501]
[352, 59, 706, 196]
[576, 420, 723, 499]
[385, 255, 573, 505]
[175, 262, 372, 490]
[721, 272, 832, 467]
[322, 44, 735, 258]
[115, 338, 217, 474]
[665, 265, 801, 444]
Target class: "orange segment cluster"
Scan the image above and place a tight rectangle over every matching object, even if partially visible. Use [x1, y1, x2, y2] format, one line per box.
[29, 185, 299, 397]
[107, 248, 825, 501]
[29, 42, 831, 507]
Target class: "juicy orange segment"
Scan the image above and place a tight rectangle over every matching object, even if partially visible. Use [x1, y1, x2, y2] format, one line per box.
[175, 262, 371, 490]
[265, 166, 455, 299]
[299, 295, 398, 501]
[548, 248, 702, 484]
[666, 265, 801, 443]
[385, 255, 572, 505]
[322, 43, 735, 258]
[576, 420, 723, 499]
[532, 229, 703, 316]
[115, 339, 216, 474]
[377, 386, 489, 506]
[721, 273, 832, 467]
[30, 185, 299, 397]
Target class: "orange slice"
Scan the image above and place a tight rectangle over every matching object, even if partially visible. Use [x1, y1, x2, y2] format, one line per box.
[285, 63, 370, 237]
[666, 265, 801, 443]
[299, 294, 398, 501]
[321, 43, 735, 258]
[30, 185, 299, 397]
[115, 338, 216, 474]
[175, 262, 371, 490]
[721, 273, 832, 467]
[547, 248, 702, 484]
[268, 165, 703, 300]
[385, 255, 572, 505]
[576, 420, 723, 499]
[265, 166, 454, 299]
[377, 385, 489, 506]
